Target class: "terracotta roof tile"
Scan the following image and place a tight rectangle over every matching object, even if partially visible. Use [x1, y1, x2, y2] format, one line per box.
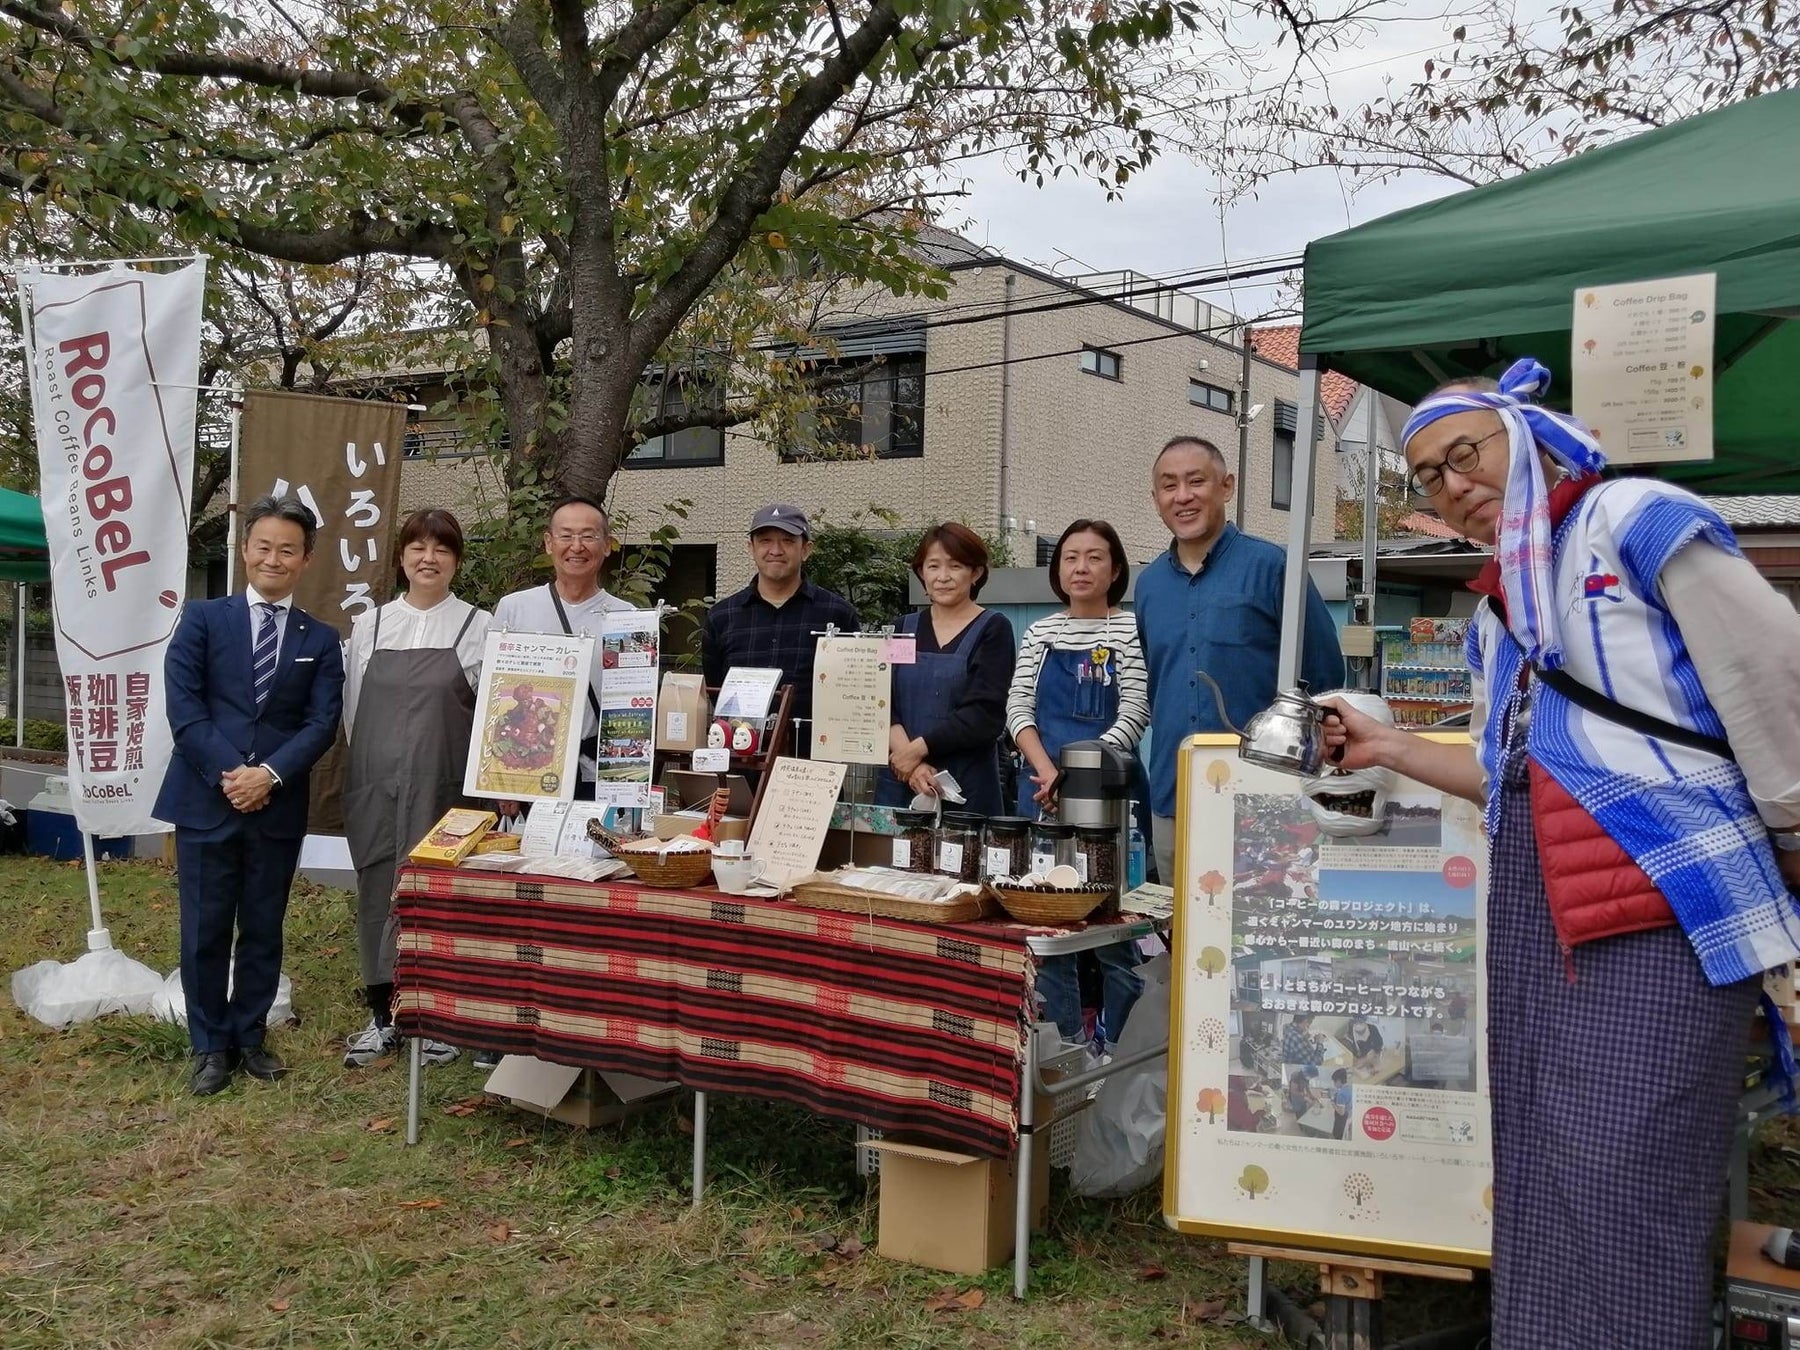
[1250, 324, 1360, 425]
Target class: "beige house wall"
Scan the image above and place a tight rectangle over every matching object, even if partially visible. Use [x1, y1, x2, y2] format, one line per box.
[394, 261, 1338, 595]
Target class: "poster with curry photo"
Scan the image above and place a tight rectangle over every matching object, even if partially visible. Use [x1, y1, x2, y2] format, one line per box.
[464, 630, 594, 803]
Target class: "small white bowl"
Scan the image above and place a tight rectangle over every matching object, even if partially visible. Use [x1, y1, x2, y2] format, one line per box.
[1043, 864, 1082, 889]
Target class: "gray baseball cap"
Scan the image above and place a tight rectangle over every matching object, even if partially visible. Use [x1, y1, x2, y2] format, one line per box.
[748, 503, 811, 538]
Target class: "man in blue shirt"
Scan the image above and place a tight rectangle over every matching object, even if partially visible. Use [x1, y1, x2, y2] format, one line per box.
[1136, 435, 1344, 885]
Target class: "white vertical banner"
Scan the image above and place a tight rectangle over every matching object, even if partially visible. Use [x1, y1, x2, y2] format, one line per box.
[17, 261, 204, 835]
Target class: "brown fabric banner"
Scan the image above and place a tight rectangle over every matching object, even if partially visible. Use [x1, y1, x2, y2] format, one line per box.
[235, 389, 408, 833]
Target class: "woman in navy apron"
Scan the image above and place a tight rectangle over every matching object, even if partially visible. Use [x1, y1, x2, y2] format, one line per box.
[1004, 521, 1150, 1049]
[340, 510, 491, 1069]
[877, 523, 1014, 818]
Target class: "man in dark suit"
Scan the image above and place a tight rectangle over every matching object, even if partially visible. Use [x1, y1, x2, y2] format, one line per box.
[156, 495, 344, 1095]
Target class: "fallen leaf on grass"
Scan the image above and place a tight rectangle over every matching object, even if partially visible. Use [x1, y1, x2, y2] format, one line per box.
[1138, 1263, 1168, 1281]
[398, 1198, 443, 1210]
[503, 1137, 531, 1149]
[366, 1117, 395, 1133]
[321, 946, 342, 957]
[326, 1151, 350, 1163]
[675, 1115, 694, 1135]
[789, 1206, 806, 1221]
[488, 1221, 512, 1243]
[738, 1270, 770, 1290]
[836, 1235, 865, 1258]
[442, 1096, 485, 1117]
[605, 1166, 622, 1179]
[924, 1288, 985, 1313]
[596, 1295, 617, 1308]
[1183, 1297, 1228, 1322]
[268, 1298, 290, 1313]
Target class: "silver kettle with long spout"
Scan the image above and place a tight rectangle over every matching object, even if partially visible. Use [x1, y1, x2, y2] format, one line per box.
[1197, 672, 1340, 778]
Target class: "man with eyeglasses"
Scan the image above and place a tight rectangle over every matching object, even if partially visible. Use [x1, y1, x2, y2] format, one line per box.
[492, 496, 633, 801]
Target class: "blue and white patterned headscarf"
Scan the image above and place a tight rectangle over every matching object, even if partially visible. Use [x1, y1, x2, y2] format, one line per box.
[1401, 358, 1607, 671]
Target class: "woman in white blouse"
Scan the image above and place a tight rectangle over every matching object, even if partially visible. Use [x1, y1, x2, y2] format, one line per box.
[340, 509, 490, 1069]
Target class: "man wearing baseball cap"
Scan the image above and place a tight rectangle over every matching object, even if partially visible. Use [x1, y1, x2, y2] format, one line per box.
[701, 503, 859, 745]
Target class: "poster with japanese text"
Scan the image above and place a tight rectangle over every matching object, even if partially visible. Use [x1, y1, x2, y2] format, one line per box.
[235, 388, 407, 830]
[465, 631, 594, 803]
[1570, 272, 1715, 465]
[1165, 735, 1492, 1265]
[810, 634, 892, 765]
[592, 608, 659, 808]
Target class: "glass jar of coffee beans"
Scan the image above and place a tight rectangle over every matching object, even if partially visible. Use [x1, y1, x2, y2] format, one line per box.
[1073, 824, 1120, 891]
[891, 809, 937, 875]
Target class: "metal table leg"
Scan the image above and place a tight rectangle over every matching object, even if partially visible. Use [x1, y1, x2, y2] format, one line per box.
[405, 1036, 422, 1146]
[1246, 1255, 1267, 1323]
[1013, 1027, 1038, 1300]
[692, 1089, 708, 1208]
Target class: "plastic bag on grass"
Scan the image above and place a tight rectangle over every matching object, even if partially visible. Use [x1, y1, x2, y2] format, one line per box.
[10, 947, 166, 1028]
[149, 965, 295, 1029]
[1068, 953, 1169, 1198]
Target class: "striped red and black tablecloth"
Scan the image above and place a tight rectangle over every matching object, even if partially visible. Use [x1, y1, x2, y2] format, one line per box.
[392, 864, 1036, 1156]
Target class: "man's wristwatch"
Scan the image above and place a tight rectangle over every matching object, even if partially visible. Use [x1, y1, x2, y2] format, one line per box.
[1770, 827, 1800, 853]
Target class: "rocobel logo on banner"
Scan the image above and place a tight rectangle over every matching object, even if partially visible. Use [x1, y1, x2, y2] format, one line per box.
[19, 261, 204, 836]
[30, 279, 192, 660]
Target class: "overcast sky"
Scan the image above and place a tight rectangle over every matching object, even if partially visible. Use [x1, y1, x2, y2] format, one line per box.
[947, 3, 1501, 322]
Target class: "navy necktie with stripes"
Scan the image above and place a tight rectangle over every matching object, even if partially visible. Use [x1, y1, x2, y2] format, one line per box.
[253, 602, 280, 708]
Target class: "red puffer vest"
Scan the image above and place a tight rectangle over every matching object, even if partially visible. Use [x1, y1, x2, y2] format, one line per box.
[1470, 477, 1676, 956]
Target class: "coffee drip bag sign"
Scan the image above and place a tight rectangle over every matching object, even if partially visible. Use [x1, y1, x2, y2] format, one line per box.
[811, 634, 893, 765]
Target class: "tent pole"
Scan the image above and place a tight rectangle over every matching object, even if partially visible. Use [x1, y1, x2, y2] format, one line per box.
[14, 583, 23, 747]
[1277, 359, 1325, 690]
[81, 829, 111, 952]
[1361, 391, 1381, 690]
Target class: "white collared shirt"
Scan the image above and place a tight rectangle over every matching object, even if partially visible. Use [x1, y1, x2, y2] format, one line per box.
[244, 585, 294, 664]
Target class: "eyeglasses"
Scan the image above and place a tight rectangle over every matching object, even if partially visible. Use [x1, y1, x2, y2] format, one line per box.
[550, 531, 606, 546]
[1405, 428, 1506, 497]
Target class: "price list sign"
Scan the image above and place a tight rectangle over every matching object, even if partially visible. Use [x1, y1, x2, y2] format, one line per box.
[1571, 272, 1715, 465]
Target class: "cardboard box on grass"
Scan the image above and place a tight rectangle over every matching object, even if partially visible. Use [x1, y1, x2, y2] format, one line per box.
[862, 1135, 1050, 1274]
[484, 1055, 679, 1128]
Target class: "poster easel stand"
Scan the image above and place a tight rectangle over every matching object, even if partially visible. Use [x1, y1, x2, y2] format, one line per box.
[1228, 1242, 1473, 1349]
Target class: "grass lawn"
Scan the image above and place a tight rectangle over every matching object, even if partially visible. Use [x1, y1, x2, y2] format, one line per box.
[2, 855, 1795, 1349]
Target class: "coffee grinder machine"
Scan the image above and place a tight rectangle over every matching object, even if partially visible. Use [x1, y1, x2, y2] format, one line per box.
[1056, 739, 1139, 893]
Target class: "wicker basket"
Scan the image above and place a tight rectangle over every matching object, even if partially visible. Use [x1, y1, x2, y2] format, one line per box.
[989, 881, 1112, 925]
[791, 878, 996, 924]
[613, 840, 714, 889]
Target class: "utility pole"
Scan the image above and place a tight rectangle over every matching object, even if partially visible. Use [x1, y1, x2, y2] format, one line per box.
[1234, 321, 1253, 527]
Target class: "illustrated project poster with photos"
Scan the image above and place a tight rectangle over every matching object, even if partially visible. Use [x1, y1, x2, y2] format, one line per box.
[1165, 735, 1493, 1266]
[464, 631, 594, 804]
[592, 608, 660, 808]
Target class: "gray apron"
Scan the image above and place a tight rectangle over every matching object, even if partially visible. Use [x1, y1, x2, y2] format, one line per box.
[343, 603, 479, 985]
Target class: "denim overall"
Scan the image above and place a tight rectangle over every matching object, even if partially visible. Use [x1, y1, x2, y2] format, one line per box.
[875, 609, 1005, 817]
[1025, 636, 1143, 1046]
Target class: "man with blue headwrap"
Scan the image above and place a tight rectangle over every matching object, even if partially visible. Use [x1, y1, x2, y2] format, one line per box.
[1323, 359, 1800, 1348]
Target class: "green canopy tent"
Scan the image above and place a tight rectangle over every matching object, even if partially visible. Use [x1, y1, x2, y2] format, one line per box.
[0, 485, 50, 584]
[1301, 87, 1800, 495]
[1266, 90, 1800, 685]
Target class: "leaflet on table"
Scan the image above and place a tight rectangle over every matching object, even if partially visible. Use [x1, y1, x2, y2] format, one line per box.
[714, 666, 782, 720]
[1165, 738, 1492, 1264]
[593, 607, 660, 808]
[810, 634, 892, 765]
[465, 631, 593, 803]
[518, 801, 613, 858]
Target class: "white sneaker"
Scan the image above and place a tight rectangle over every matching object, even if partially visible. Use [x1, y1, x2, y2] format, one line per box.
[418, 1038, 460, 1067]
[343, 1018, 398, 1068]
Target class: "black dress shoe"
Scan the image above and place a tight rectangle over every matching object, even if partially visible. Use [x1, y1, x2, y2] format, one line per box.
[189, 1051, 235, 1096]
[239, 1046, 288, 1081]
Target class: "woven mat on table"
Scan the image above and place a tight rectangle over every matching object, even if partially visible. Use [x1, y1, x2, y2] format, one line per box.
[393, 864, 1035, 1155]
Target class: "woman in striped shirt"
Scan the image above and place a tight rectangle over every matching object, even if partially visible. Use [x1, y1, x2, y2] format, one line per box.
[1006, 519, 1151, 1048]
